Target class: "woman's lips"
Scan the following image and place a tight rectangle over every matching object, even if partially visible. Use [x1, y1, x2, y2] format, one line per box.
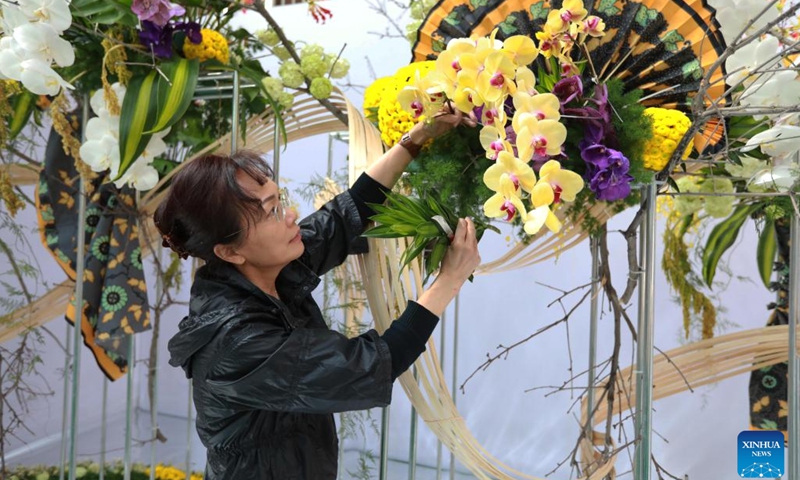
[290, 231, 301, 243]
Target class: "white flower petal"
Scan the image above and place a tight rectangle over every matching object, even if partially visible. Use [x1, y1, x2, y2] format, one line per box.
[114, 159, 159, 191]
[13, 22, 74, 66]
[0, 46, 24, 81]
[18, 0, 73, 32]
[1, 7, 33, 32]
[80, 136, 119, 173]
[19, 58, 72, 95]
[743, 125, 800, 158]
[749, 165, 798, 192]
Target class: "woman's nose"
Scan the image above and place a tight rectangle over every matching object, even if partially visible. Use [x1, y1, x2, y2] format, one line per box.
[285, 206, 299, 224]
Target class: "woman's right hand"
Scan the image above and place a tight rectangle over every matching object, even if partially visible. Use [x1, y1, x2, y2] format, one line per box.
[416, 218, 480, 317]
[438, 217, 481, 287]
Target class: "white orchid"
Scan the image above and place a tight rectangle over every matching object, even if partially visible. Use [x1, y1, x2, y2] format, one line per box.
[739, 71, 800, 119]
[748, 165, 799, 192]
[19, 58, 73, 95]
[80, 135, 121, 174]
[13, 22, 74, 66]
[0, 0, 74, 94]
[18, 0, 73, 33]
[742, 125, 800, 160]
[113, 158, 160, 191]
[81, 84, 170, 191]
[725, 36, 781, 88]
[0, 39, 25, 80]
[708, 0, 779, 44]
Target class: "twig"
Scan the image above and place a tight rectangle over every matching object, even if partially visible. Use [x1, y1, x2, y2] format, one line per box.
[460, 286, 592, 393]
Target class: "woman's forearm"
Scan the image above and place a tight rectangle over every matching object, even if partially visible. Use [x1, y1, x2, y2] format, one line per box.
[364, 123, 428, 189]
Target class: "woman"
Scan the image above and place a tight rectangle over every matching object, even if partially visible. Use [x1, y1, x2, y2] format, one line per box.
[155, 107, 479, 480]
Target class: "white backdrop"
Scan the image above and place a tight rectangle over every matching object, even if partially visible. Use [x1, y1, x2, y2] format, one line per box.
[2, 2, 780, 479]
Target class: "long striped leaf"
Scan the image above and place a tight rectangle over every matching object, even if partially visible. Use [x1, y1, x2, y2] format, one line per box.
[9, 91, 36, 139]
[116, 71, 158, 181]
[756, 219, 778, 289]
[702, 204, 759, 287]
[145, 58, 199, 134]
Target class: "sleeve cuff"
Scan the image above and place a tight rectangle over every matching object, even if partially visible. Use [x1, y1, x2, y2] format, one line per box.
[403, 300, 439, 344]
[349, 173, 390, 225]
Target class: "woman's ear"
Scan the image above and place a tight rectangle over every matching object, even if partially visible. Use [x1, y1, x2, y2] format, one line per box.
[213, 243, 245, 265]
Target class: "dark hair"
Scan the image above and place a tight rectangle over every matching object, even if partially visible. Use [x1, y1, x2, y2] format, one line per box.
[154, 150, 273, 261]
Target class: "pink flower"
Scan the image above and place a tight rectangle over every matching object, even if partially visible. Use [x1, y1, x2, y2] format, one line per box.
[132, 0, 186, 27]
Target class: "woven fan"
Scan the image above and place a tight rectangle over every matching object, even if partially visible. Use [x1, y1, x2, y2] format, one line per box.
[411, 0, 729, 151]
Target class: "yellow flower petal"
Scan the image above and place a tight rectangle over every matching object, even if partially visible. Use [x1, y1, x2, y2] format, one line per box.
[484, 192, 506, 217]
[545, 208, 562, 232]
[503, 35, 539, 66]
[531, 182, 555, 207]
[523, 205, 548, 235]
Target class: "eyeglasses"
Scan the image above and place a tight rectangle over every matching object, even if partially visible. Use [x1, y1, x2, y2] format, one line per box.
[268, 188, 291, 223]
[222, 188, 291, 241]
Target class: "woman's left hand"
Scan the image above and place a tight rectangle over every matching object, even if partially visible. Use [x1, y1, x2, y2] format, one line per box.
[409, 101, 478, 144]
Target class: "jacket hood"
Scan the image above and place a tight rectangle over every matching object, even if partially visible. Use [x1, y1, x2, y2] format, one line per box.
[168, 305, 239, 378]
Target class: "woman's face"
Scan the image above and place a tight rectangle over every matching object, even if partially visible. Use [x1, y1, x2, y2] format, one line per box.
[229, 171, 304, 272]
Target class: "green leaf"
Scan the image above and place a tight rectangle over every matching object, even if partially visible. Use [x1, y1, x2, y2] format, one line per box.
[425, 238, 448, 281]
[71, 0, 137, 25]
[117, 71, 158, 181]
[702, 203, 759, 287]
[145, 58, 200, 133]
[9, 91, 36, 139]
[400, 237, 428, 273]
[756, 219, 777, 288]
[362, 224, 404, 238]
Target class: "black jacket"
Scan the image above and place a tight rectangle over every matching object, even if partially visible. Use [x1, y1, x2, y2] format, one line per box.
[168, 190, 393, 480]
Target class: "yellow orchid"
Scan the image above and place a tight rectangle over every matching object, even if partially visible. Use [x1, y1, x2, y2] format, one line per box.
[476, 51, 517, 104]
[396, 71, 445, 120]
[450, 70, 486, 113]
[535, 160, 585, 203]
[435, 39, 478, 91]
[536, 28, 562, 59]
[512, 92, 561, 126]
[502, 35, 539, 67]
[473, 28, 503, 51]
[483, 150, 537, 193]
[515, 66, 537, 96]
[479, 125, 512, 160]
[545, 0, 588, 33]
[479, 100, 507, 127]
[580, 15, 606, 38]
[515, 116, 568, 161]
[523, 204, 562, 235]
[484, 174, 528, 222]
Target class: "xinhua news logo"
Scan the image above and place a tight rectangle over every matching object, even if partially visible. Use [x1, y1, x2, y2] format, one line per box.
[738, 430, 784, 478]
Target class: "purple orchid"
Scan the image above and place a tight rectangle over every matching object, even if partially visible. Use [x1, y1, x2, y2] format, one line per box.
[552, 76, 583, 106]
[132, 0, 186, 27]
[139, 20, 201, 59]
[581, 143, 634, 201]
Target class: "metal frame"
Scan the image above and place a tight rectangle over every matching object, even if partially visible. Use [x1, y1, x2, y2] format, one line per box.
[52, 74, 798, 480]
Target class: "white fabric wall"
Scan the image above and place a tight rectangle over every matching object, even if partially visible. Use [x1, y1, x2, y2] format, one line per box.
[2, 3, 780, 479]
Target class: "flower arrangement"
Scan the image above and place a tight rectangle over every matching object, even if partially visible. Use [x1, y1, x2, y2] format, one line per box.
[0, 0, 351, 191]
[365, 0, 800, 300]
[363, 0, 678, 275]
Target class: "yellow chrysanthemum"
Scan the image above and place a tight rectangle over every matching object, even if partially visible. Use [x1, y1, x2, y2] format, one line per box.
[642, 107, 694, 171]
[183, 29, 229, 64]
[363, 76, 392, 122]
[377, 61, 436, 147]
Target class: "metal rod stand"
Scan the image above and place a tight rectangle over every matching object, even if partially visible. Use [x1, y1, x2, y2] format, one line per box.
[788, 212, 799, 478]
[633, 181, 657, 480]
[67, 94, 90, 480]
